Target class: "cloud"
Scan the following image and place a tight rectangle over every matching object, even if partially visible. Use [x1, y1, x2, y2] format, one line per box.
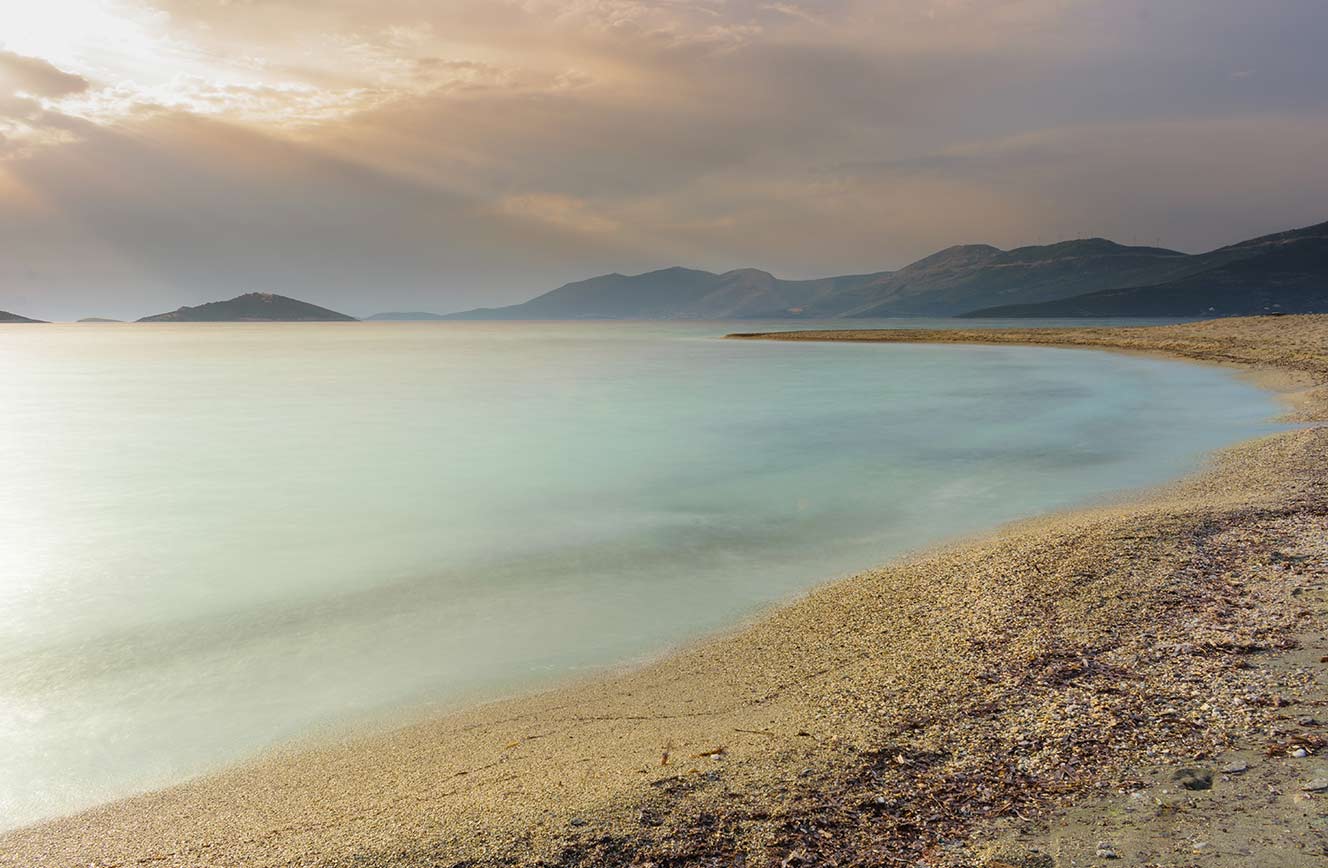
[0, 0, 1326, 319]
[497, 193, 622, 236]
[0, 51, 89, 98]
[0, 52, 95, 158]
[0, 109, 652, 319]
[825, 114, 1328, 251]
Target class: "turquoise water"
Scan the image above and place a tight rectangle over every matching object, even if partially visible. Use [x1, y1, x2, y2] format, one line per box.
[0, 320, 1279, 830]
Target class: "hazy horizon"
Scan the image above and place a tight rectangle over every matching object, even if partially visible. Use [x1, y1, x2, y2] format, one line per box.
[3, 1, 1327, 320]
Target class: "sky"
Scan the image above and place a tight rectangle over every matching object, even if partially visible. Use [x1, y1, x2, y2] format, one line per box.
[1, 0, 1326, 320]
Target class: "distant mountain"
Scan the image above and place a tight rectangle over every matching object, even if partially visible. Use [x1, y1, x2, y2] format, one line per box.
[961, 222, 1328, 317]
[0, 310, 45, 323]
[439, 219, 1327, 320]
[843, 239, 1197, 317]
[364, 311, 449, 321]
[138, 292, 357, 322]
[77, 317, 123, 323]
[442, 266, 895, 320]
[438, 240, 1206, 320]
[818, 244, 1000, 315]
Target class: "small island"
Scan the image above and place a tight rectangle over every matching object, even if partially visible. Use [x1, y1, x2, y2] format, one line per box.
[138, 292, 357, 322]
[0, 310, 46, 323]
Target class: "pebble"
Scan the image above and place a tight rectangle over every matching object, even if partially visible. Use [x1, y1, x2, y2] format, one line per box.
[1292, 747, 1310, 758]
[1222, 760, 1249, 775]
[569, 817, 588, 827]
[1299, 716, 1318, 727]
[1172, 767, 1214, 791]
[1302, 778, 1328, 792]
[1095, 841, 1119, 859]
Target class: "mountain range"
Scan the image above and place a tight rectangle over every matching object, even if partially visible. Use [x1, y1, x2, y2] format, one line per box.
[441, 219, 1327, 320]
[1, 220, 1323, 324]
[963, 222, 1328, 317]
[441, 267, 896, 320]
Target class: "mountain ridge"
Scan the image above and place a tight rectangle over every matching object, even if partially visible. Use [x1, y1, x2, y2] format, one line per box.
[438, 219, 1326, 320]
[963, 221, 1328, 317]
[834, 239, 1195, 317]
[7, 220, 1323, 323]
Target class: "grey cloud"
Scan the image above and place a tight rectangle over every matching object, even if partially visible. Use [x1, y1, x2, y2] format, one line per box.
[0, 51, 90, 98]
[0, 110, 647, 320]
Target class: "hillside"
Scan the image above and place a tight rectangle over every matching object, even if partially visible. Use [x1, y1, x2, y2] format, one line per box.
[0, 310, 46, 323]
[440, 220, 1328, 320]
[963, 223, 1328, 317]
[138, 293, 357, 322]
[443, 267, 895, 320]
[845, 239, 1195, 317]
[441, 239, 1197, 320]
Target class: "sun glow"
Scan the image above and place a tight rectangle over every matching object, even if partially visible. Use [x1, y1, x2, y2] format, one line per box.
[2, 0, 172, 79]
[0, 0, 371, 130]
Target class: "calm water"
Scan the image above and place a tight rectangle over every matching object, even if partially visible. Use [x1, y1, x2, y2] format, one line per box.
[0, 320, 1279, 829]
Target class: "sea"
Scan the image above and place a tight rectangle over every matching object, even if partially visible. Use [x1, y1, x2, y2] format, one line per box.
[0, 319, 1281, 829]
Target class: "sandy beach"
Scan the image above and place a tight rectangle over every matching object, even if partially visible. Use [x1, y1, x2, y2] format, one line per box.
[4, 315, 1327, 868]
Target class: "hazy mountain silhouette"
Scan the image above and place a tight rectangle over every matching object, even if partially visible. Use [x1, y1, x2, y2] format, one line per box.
[138, 292, 357, 322]
[442, 266, 897, 320]
[963, 221, 1328, 317]
[843, 239, 1196, 317]
[440, 219, 1328, 320]
[0, 310, 45, 323]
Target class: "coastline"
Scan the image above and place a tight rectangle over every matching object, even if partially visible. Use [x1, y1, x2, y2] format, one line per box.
[727, 318, 1328, 420]
[4, 315, 1326, 867]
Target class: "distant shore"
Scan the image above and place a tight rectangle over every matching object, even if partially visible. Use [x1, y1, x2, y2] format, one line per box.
[4, 315, 1327, 868]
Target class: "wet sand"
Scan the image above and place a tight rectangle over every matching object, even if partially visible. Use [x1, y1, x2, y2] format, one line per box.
[4, 314, 1327, 867]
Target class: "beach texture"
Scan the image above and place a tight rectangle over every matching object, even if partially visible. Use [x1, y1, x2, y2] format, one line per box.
[4, 315, 1327, 867]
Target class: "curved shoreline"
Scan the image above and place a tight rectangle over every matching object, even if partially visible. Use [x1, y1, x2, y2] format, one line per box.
[3, 315, 1326, 867]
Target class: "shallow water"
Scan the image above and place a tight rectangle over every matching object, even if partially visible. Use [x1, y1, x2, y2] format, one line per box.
[0, 320, 1279, 829]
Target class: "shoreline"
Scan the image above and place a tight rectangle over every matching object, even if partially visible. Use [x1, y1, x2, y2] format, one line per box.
[726, 319, 1328, 414]
[4, 315, 1327, 867]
